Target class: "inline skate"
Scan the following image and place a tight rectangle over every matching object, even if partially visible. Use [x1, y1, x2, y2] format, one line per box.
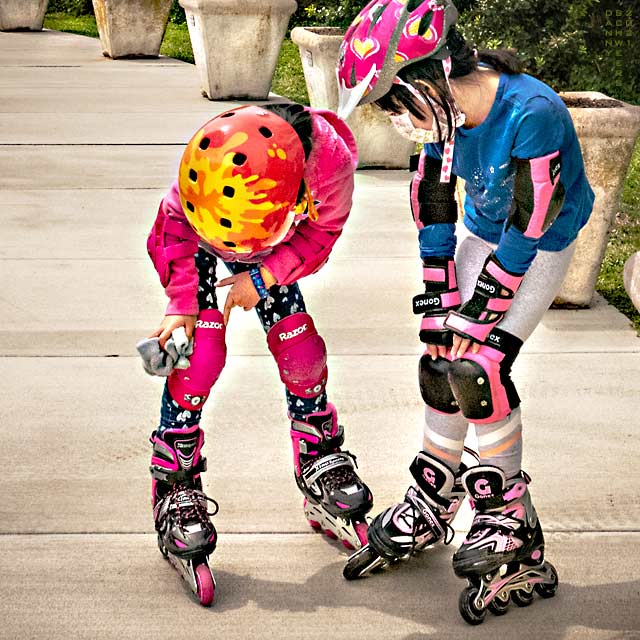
[453, 465, 558, 625]
[344, 451, 469, 580]
[291, 404, 373, 550]
[150, 424, 219, 606]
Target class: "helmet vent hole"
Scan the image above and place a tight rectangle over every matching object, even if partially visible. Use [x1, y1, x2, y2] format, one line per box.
[223, 241, 236, 248]
[186, 201, 195, 212]
[223, 186, 235, 197]
[258, 126, 273, 138]
[220, 217, 232, 229]
[406, 0, 422, 12]
[199, 137, 210, 150]
[220, 112, 235, 118]
[233, 152, 247, 165]
[189, 169, 198, 182]
[418, 11, 433, 36]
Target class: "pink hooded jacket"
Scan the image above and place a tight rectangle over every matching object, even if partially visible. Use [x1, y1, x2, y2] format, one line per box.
[147, 108, 358, 316]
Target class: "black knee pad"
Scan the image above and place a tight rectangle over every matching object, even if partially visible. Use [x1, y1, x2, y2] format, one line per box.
[447, 329, 522, 423]
[418, 354, 460, 414]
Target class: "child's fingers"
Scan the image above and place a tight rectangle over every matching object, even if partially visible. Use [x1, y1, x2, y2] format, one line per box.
[223, 294, 235, 325]
[215, 275, 237, 288]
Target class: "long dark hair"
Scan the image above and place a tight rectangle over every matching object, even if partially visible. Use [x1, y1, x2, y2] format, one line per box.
[375, 27, 522, 141]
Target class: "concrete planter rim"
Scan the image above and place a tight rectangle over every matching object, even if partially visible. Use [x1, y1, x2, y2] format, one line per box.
[180, 0, 297, 14]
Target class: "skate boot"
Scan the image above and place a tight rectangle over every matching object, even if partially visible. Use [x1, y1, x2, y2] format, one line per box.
[453, 465, 558, 625]
[344, 451, 469, 580]
[150, 424, 219, 606]
[291, 403, 373, 550]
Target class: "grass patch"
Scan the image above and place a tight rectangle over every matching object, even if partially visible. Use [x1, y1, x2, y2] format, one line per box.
[160, 22, 193, 63]
[272, 39, 309, 105]
[43, 12, 98, 37]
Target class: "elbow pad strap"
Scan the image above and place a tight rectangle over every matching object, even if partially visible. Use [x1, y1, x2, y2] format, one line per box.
[411, 154, 458, 229]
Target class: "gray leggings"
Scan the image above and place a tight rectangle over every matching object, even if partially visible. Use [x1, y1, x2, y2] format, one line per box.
[423, 226, 576, 468]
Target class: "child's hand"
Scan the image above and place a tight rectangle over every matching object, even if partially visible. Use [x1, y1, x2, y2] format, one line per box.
[150, 314, 197, 349]
[216, 271, 261, 325]
[451, 334, 481, 359]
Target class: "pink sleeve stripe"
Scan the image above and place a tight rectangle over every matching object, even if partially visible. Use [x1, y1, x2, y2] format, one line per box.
[423, 267, 446, 282]
[525, 150, 560, 239]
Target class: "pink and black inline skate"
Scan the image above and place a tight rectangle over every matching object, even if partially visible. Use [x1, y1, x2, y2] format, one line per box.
[291, 404, 373, 550]
[453, 465, 558, 625]
[150, 424, 218, 606]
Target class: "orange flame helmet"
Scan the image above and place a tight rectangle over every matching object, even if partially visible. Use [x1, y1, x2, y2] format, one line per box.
[178, 105, 306, 254]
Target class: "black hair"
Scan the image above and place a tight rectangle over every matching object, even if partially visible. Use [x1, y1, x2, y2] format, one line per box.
[374, 27, 522, 141]
[260, 101, 313, 205]
[259, 101, 313, 161]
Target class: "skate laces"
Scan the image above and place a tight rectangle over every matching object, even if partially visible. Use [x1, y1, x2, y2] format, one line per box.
[167, 484, 219, 530]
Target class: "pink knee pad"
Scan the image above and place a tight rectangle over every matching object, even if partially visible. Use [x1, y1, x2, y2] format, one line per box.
[267, 312, 327, 398]
[168, 309, 226, 410]
[447, 333, 521, 423]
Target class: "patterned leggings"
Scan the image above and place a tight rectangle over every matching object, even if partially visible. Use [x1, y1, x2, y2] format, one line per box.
[159, 250, 328, 432]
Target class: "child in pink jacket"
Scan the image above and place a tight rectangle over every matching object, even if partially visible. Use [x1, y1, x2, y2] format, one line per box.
[137, 102, 372, 604]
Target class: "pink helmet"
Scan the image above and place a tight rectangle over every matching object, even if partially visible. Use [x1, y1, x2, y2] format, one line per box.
[337, 0, 458, 118]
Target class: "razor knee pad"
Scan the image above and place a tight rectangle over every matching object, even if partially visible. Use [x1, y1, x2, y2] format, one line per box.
[418, 353, 460, 414]
[267, 312, 327, 398]
[447, 329, 522, 423]
[168, 309, 226, 410]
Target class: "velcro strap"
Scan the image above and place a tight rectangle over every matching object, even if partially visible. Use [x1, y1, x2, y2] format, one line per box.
[420, 315, 446, 332]
[406, 488, 446, 538]
[150, 457, 207, 483]
[423, 266, 446, 283]
[485, 297, 512, 312]
[301, 452, 354, 486]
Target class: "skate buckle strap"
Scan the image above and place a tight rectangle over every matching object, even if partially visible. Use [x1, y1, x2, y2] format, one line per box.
[301, 452, 354, 486]
[405, 486, 447, 540]
[298, 424, 345, 455]
[150, 457, 207, 483]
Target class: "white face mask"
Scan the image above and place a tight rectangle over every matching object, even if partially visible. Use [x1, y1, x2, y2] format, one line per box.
[388, 78, 465, 144]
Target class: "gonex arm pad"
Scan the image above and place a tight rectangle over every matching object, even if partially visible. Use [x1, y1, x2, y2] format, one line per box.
[509, 151, 565, 239]
[411, 154, 459, 230]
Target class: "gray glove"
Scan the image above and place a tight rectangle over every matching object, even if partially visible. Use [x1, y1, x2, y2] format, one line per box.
[136, 327, 194, 377]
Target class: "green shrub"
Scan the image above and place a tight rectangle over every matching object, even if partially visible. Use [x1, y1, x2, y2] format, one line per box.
[459, 0, 639, 104]
[168, 0, 186, 25]
[47, 0, 93, 16]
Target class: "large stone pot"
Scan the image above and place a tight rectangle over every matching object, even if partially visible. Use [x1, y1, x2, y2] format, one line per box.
[92, 0, 172, 59]
[0, 0, 48, 31]
[291, 26, 415, 169]
[554, 92, 640, 307]
[180, 0, 297, 100]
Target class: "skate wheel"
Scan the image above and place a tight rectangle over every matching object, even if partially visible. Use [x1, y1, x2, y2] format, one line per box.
[343, 544, 382, 581]
[324, 529, 338, 540]
[157, 536, 169, 559]
[487, 593, 510, 616]
[342, 539, 355, 551]
[534, 563, 559, 599]
[353, 521, 369, 548]
[511, 586, 534, 607]
[195, 563, 215, 607]
[459, 586, 486, 625]
[307, 519, 322, 531]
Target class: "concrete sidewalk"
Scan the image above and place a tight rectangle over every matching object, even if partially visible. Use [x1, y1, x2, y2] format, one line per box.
[1, 29, 639, 640]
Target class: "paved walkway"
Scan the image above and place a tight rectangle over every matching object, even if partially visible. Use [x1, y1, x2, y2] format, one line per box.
[1, 29, 639, 640]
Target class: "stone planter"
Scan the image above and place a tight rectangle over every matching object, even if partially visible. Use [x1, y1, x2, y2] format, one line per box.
[92, 0, 172, 59]
[180, 0, 297, 100]
[0, 0, 48, 31]
[554, 92, 640, 307]
[623, 252, 640, 313]
[291, 26, 415, 169]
